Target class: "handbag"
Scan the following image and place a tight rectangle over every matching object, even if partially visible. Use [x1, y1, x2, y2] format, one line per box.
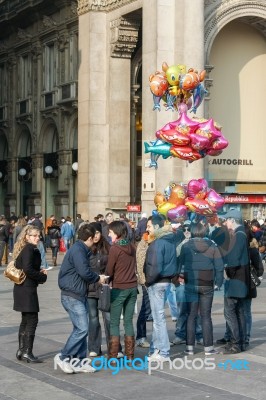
[250, 264, 261, 288]
[59, 238, 66, 252]
[3, 260, 26, 285]
[98, 284, 111, 312]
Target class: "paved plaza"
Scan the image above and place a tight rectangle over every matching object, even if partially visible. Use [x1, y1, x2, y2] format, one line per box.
[1, 250, 266, 400]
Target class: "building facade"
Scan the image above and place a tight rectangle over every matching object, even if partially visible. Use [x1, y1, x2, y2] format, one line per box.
[0, 0, 266, 222]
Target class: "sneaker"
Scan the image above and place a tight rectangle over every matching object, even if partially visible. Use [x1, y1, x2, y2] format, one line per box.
[148, 351, 170, 363]
[184, 349, 194, 356]
[117, 352, 124, 359]
[171, 337, 186, 345]
[216, 338, 229, 345]
[89, 351, 98, 357]
[54, 353, 74, 374]
[172, 317, 177, 322]
[45, 266, 53, 271]
[196, 338, 204, 345]
[205, 348, 219, 356]
[136, 339, 150, 348]
[147, 349, 159, 358]
[72, 363, 96, 373]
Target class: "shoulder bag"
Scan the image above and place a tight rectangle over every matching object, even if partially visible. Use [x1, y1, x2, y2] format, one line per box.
[97, 284, 111, 312]
[4, 260, 26, 285]
[250, 264, 261, 288]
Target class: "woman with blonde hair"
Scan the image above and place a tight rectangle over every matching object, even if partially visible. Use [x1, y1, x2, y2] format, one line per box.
[13, 225, 47, 363]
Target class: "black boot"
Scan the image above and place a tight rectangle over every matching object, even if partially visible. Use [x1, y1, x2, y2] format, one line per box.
[21, 334, 43, 363]
[16, 332, 25, 360]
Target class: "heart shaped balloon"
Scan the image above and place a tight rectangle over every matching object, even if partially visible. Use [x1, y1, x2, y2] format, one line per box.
[187, 179, 204, 198]
[206, 149, 223, 156]
[167, 205, 187, 221]
[205, 189, 225, 211]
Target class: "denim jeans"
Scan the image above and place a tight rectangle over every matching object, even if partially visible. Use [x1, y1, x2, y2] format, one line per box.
[175, 284, 202, 341]
[88, 297, 110, 354]
[185, 285, 214, 348]
[243, 298, 252, 342]
[165, 283, 178, 319]
[224, 296, 246, 347]
[60, 295, 89, 360]
[148, 282, 171, 357]
[63, 238, 71, 250]
[110, 288, 138, 336]
[136, 285, 151, 340]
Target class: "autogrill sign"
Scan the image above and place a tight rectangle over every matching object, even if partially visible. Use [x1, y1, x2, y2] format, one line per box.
[208, 159, 253, 165]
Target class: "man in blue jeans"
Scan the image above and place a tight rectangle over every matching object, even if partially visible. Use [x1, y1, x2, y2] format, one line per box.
[54, 224, 106, 374]
[144, 215, 181, 362]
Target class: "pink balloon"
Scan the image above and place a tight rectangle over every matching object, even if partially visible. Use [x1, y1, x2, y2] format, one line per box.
[205, 189, 225, 210]
[190, 133, 210, 151]
[206, 149, 223, 156]
[195, 118, 221, 142]
[167, 205, 187, 221]
[187, 179, 204, 198]
[171, 113, 199, 135]
[209, 135, 229, 151]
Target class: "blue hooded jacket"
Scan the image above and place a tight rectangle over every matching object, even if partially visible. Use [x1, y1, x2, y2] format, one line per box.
[58, 240, 99, 301]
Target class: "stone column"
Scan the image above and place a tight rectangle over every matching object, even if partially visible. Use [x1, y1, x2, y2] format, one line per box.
[142, 0, 183, 215]
[77, 9, 109, 220]
[182, 0, 205, 183]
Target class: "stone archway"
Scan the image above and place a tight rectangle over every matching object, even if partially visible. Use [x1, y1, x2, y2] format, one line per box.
[205, 0, 266, 63]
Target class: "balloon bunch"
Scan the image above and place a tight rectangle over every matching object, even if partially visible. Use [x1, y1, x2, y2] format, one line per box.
[154, 179, 225, 220]
[149, 62, 207, 113]
[144, 113, 228, 168]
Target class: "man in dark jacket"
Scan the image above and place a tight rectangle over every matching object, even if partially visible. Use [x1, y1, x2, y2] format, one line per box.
[223, 209, 250, 354]
[54, 223, 106, 374]
[0, 216, 9, 266]
[144, 215, 179, 362]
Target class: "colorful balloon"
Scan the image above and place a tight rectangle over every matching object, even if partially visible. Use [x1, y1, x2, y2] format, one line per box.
[167, 205, 187, 221]
[168, 184, 187, 205]
[157, 202, 176, 216]
[156, 129, 190, 146]
[185, 198, 214, 215]
[189, 133, 210, 151]
[205, 189, 225, 210]
[170, 146, 202, 162]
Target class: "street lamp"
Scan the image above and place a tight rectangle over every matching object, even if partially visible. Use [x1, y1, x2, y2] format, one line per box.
[18, 158, 32, 215]
[18, 168, 27, 178]
[72, 162, 78, 218]
[44, 165, 54, 223]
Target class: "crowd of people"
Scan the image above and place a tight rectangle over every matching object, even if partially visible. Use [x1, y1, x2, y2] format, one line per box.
[3, 208, 265, 373]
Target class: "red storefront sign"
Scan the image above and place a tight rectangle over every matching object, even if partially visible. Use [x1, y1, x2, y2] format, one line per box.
[126, 205, 141, 212]
[223, 194, 266, 204]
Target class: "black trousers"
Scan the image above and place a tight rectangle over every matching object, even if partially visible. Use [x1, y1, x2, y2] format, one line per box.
[19, 312, 38, 335]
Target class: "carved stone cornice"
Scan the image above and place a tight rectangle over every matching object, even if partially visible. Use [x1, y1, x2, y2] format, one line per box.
[110, 17, 140, 59]
[77, 0, 136, 15]
[43, 15, 58, 28]
[205, 0, 266, 61]
[17, 28, 32, 40]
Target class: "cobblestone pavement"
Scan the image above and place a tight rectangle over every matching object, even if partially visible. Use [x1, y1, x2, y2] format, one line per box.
[1, 252, 266, 400]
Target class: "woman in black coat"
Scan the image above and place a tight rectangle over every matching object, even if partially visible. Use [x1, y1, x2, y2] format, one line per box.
[13, 225, 47, 363]
[87, 222, 111, 357]
[47, 219, 61, 266]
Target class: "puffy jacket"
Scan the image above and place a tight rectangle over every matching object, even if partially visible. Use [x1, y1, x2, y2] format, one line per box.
[58, 240, 100, 301]
[144, 225, 178, 287]
[179, 237, 224, 288]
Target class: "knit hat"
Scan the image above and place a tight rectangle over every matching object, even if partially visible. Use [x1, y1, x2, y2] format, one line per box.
[90, 222, 102, 234]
